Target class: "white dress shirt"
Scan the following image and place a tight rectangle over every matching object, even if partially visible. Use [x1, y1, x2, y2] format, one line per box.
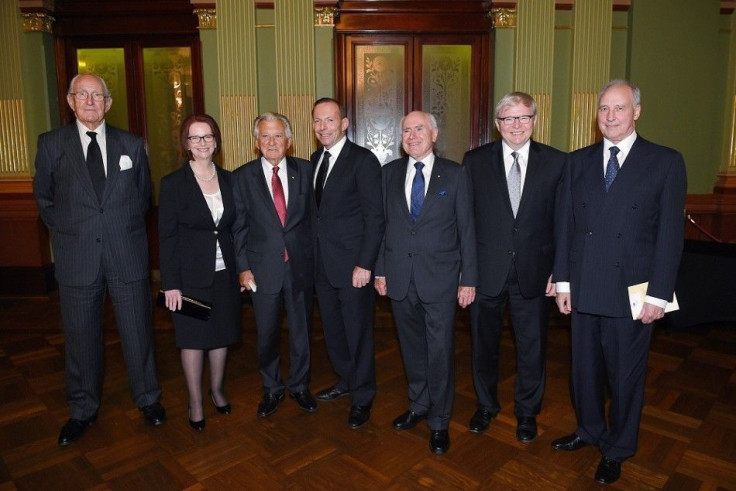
[404, 153, 435, 210]
[502, 139, 530, 194]
[315, 135, 347, 188]
[261, 156, 289, 205]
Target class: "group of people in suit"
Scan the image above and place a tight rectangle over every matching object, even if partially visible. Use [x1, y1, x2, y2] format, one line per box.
[33, 73, 686, 486]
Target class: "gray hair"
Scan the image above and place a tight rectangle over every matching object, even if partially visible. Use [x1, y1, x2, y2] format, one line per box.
[494, 91, 537, 119]
[400, 111, 438, 131]
[252, 112, 293, 139]
[68, 73, 111, 97]
[598, 79, 641, 106]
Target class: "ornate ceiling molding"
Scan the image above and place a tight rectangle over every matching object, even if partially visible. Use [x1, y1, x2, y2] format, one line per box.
[193, 8, 216, 29]
[314, 6, 338, 26]
[21, 12, 54, 33]
[490, 8, 516, 29]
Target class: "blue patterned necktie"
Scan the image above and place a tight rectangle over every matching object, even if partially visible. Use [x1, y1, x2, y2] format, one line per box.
[604, 146, 620, 192]
[410, 162, 425, 222]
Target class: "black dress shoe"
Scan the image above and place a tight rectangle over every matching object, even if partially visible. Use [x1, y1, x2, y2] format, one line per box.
[257, 392, 285, 417]
[516, 416, 537, 443]
[291, 390, 318, 413]
[315, 385, 350, 401]
[348, 405, 371, 429]
[140, 402, 166, 426]
[188, 407, 205, 431]
[595, 456, 621, 484]
[392, 410, 427, 430]
[58, 413, 98, 447]
[429, 429, 450, 454]
[210, 389, 231, 415]
[468, 409, 495, 433]
[551, 433, 589, 451]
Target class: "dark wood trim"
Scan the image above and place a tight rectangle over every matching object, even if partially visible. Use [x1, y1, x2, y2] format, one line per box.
[685, 192, 736, 243]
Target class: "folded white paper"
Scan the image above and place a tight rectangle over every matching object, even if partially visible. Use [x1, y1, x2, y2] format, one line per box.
[628, 282, 679, 320]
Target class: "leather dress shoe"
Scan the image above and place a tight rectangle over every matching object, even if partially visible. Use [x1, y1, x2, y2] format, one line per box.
[468, 409, 495, 433]
[210, 389, 231, 415]
[188, 407, 205, 431]
[291, 390, 318, 413]
[58, 413, 98, 446]
[348, 405, 371, 429]
[392, 410, 427, 430]
[315, 385, 350, 401]
[429, 429, 450, 454]
[595, 456, 622, 484]
[551, 433, 589, 451]
[516, 416, 537, 443]
[140, 403, 166, 426]
[257, 392, 285, 417]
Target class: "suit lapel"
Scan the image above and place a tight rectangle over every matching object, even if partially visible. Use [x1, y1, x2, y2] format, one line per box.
[389, 158, 413, 224]
[103, 127, 121, 203]
[251, 159, 282, 227]
[284, 157, 301, 229]
[490, 143, 515, 217]
[517, 141, 542, 218]
[322, 141, 350, 200]
[416, 156, 445, 221]
[184, 163, 218, 227]
[62, 125, 98, 202]
[581, 142, 606, 219]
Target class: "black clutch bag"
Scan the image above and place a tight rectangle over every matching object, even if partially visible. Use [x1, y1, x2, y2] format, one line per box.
[157, 290, 212, 321]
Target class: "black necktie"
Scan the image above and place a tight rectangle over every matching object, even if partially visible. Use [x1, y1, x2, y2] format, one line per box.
[86, 131, 106, 202]
[604, 146, 620, 192]
[315, 151, 330, 207]
[410, 162, 425, 222]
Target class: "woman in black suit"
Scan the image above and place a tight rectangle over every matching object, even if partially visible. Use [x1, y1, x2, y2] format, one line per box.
[159, 114, 241, 430]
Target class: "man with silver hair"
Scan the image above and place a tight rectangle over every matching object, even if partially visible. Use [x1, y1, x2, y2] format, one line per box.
[375, 110, 477, 454]
[232, 112, 318, 418]
[552, 80, 686, 484]
[34, 73, 166, 446]
[463, 91, 566, 443]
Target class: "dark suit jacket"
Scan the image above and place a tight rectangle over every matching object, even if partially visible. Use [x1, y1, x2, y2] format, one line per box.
[463, 140, 566, 298]
[310, 139, 384, 287]
[553, 136, 687, 317]
[158, 163, 238, 290]
[376, 156, 477, 303]
[33, 123, 151, 286]
[232, 157, 315, 295]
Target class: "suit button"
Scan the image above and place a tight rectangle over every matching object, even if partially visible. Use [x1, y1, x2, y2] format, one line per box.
[614, 262, 620, 268]
[507, 250, 513, 255]
[513, 227, 519, 233]
[586, 231, 593, 236]
[214, 230, 218, 235]
[410, 231, 416, 235]
[616, 233, 622, 238]
[408, 253, 413, 258]
[99, 208, 103, 214]
[96, 238, 101, 243]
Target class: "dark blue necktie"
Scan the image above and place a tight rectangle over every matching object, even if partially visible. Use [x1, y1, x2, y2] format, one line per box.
[604, 146, 620, 192]
[410, 161, 425, 222]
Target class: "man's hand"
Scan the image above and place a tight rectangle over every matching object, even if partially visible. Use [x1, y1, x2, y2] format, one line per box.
[374, 277, 387, 296]
[352, 266, 372, 288]
[556, 292, 571, 315]
[638, 302, 665, 325]
[458, 286, 476, 308]
[164, 289, 182, 311]
[239, 270, 256, 292]
[545, 275, 556, 297]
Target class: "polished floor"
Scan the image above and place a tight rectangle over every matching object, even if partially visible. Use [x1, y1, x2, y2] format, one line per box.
[0, 289, 734, 490]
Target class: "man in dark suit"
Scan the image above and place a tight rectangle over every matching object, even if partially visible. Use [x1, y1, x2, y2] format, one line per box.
[232, 112, 318, 418]
[462, 92, 566, 443]
[375, 111, 477, 455]
[552, 80, 687, 485]
[310, 98, 384, 429]
[33, 73, 166, 447]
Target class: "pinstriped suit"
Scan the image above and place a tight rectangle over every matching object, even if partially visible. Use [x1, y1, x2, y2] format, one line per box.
[554, 135, 687, 460]
[33, 122, 162, 420]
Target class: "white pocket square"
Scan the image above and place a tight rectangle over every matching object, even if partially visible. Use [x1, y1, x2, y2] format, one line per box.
[119, 155, 133, 171]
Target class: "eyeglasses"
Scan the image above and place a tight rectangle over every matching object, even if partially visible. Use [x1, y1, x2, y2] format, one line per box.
[496, 115, 535, 126]
[187, 134, 215, 143]
[69, 91, 108, 101]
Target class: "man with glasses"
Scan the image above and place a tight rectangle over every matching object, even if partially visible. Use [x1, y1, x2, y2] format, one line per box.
[33, 73, 166, 447]
[462, 92, 566, 443]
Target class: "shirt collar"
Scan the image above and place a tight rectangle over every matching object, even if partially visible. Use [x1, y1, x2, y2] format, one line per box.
[76, 120, 106, 141]
[604, 131, 637, 163]
[501, 139, 531, 163]
[323, 135, 347, 161]
[261, 156, 287, 174]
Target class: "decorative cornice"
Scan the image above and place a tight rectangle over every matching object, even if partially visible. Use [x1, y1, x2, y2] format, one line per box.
[314, 6, 338, 26]
[490, 7, 516, 29]
[21, 12, 54, 33]
[193, 8, 216, 30]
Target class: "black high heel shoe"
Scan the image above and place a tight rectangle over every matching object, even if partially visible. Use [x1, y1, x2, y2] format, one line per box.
[210, 389, 232, 415]
[188, 406, 205, 431]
